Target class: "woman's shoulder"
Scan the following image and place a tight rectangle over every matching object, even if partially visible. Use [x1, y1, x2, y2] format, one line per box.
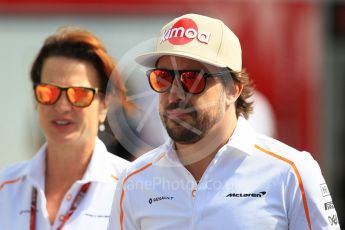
[99, 152, 130, 180]
[0, 161, 29, 190]
[106, 153, 130, 169]
[1, 161, 29, 178]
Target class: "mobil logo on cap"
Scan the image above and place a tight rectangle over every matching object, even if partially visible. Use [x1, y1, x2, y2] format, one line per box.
[160, 18, 211, 45]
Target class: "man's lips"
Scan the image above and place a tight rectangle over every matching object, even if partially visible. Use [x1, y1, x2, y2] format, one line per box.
[164, 101, 197, 120]
[165, 108, 197, 122]
[166, 109, 190, 116]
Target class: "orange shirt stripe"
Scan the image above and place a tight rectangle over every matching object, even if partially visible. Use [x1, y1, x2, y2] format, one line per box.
[111, 175, 119, 181]
[255, 144, 312, 230]
[120, 162, 153, 230]
[0, 177, 22, 190]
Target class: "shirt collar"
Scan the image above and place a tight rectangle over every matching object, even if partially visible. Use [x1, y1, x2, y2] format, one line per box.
[164, 140, 180, 164]
[222, 116, 256, 156]
[80, 137, 115, 184]
[156, 116, 256, 165]
[26, 143, 48, 190]
[152, 140, 181, 167]
[25, 138, 114, 189]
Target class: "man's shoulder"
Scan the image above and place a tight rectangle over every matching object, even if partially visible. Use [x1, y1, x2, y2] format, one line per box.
[254, 134, 315, 167]
[122, 145, 166, 177]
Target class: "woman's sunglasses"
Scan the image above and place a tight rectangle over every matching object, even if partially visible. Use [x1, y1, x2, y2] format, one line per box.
[146, 69, 232, 94]
[34, 83, 102, 108]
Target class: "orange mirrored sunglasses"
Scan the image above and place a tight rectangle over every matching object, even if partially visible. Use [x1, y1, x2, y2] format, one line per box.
[34, 83, 102, 108]
[146, 69, 232, 94]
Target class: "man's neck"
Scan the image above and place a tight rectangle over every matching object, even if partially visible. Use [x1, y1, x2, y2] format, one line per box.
[175, 113, 238, 182]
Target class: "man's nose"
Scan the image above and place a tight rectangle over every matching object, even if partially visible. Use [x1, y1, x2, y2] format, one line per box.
[168, 77, 187, 103]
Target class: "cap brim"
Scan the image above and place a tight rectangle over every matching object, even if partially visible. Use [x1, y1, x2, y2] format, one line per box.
[135, 51, 228, 69]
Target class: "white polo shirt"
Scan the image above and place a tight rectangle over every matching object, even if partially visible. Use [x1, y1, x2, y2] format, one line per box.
[0, 138, 129, 230]
[108, 117, 340, 230]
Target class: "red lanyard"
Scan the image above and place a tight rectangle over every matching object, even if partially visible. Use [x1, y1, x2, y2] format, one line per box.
[30, 182, 91, 230]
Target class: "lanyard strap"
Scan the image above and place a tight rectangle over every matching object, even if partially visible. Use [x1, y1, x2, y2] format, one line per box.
[30, 188, 37, 230]
[30, 182, 91, 230]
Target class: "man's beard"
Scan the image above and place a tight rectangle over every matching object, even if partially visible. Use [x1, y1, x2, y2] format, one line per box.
[160, 95, 224, 144]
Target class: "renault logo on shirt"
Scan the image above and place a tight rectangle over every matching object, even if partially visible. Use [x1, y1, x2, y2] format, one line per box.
[226, 191, 267, 198]
[149, 196, 174, 204]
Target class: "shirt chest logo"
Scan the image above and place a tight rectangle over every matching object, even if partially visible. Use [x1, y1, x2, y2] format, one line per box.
[226, 191, 267, 198]
[148, 196, 174, 204]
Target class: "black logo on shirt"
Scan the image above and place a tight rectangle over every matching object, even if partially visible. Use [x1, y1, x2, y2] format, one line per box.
[328, 214, 339, 226]
[324, 201, 335, 211]
[226, 191, 266, 198]
[19, 209, 31, 215]
[84, 213, 110, 218]
[320, 183, 330, 197]
[149, 196, 174, 204]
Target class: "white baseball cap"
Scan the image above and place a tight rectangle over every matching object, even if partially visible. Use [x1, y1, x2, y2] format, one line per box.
[135, 13, 242, 71]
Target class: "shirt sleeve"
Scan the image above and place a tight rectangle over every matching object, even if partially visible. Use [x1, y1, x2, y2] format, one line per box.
[108, 169, 139, 230]
[286, 151, 340, 230]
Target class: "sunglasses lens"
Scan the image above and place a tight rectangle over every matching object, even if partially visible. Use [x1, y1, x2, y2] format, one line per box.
[180, 71, 205, 94]
[67, 87, 95, 107]
[149, 70, 173, 92]
[35, 84, 60, 105]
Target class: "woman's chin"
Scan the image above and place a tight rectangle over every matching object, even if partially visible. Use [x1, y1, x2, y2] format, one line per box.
[46, 134, 79, 145]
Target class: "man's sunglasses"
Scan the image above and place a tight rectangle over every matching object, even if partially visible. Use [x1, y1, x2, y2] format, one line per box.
[34, 83, 102, 108]
[146, 69, 232, 94]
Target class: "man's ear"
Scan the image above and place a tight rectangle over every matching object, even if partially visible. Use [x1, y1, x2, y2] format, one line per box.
[225, 81, 243, 107]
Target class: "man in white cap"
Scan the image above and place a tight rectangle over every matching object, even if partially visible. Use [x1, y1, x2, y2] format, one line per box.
[109, 13, 339, 229]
